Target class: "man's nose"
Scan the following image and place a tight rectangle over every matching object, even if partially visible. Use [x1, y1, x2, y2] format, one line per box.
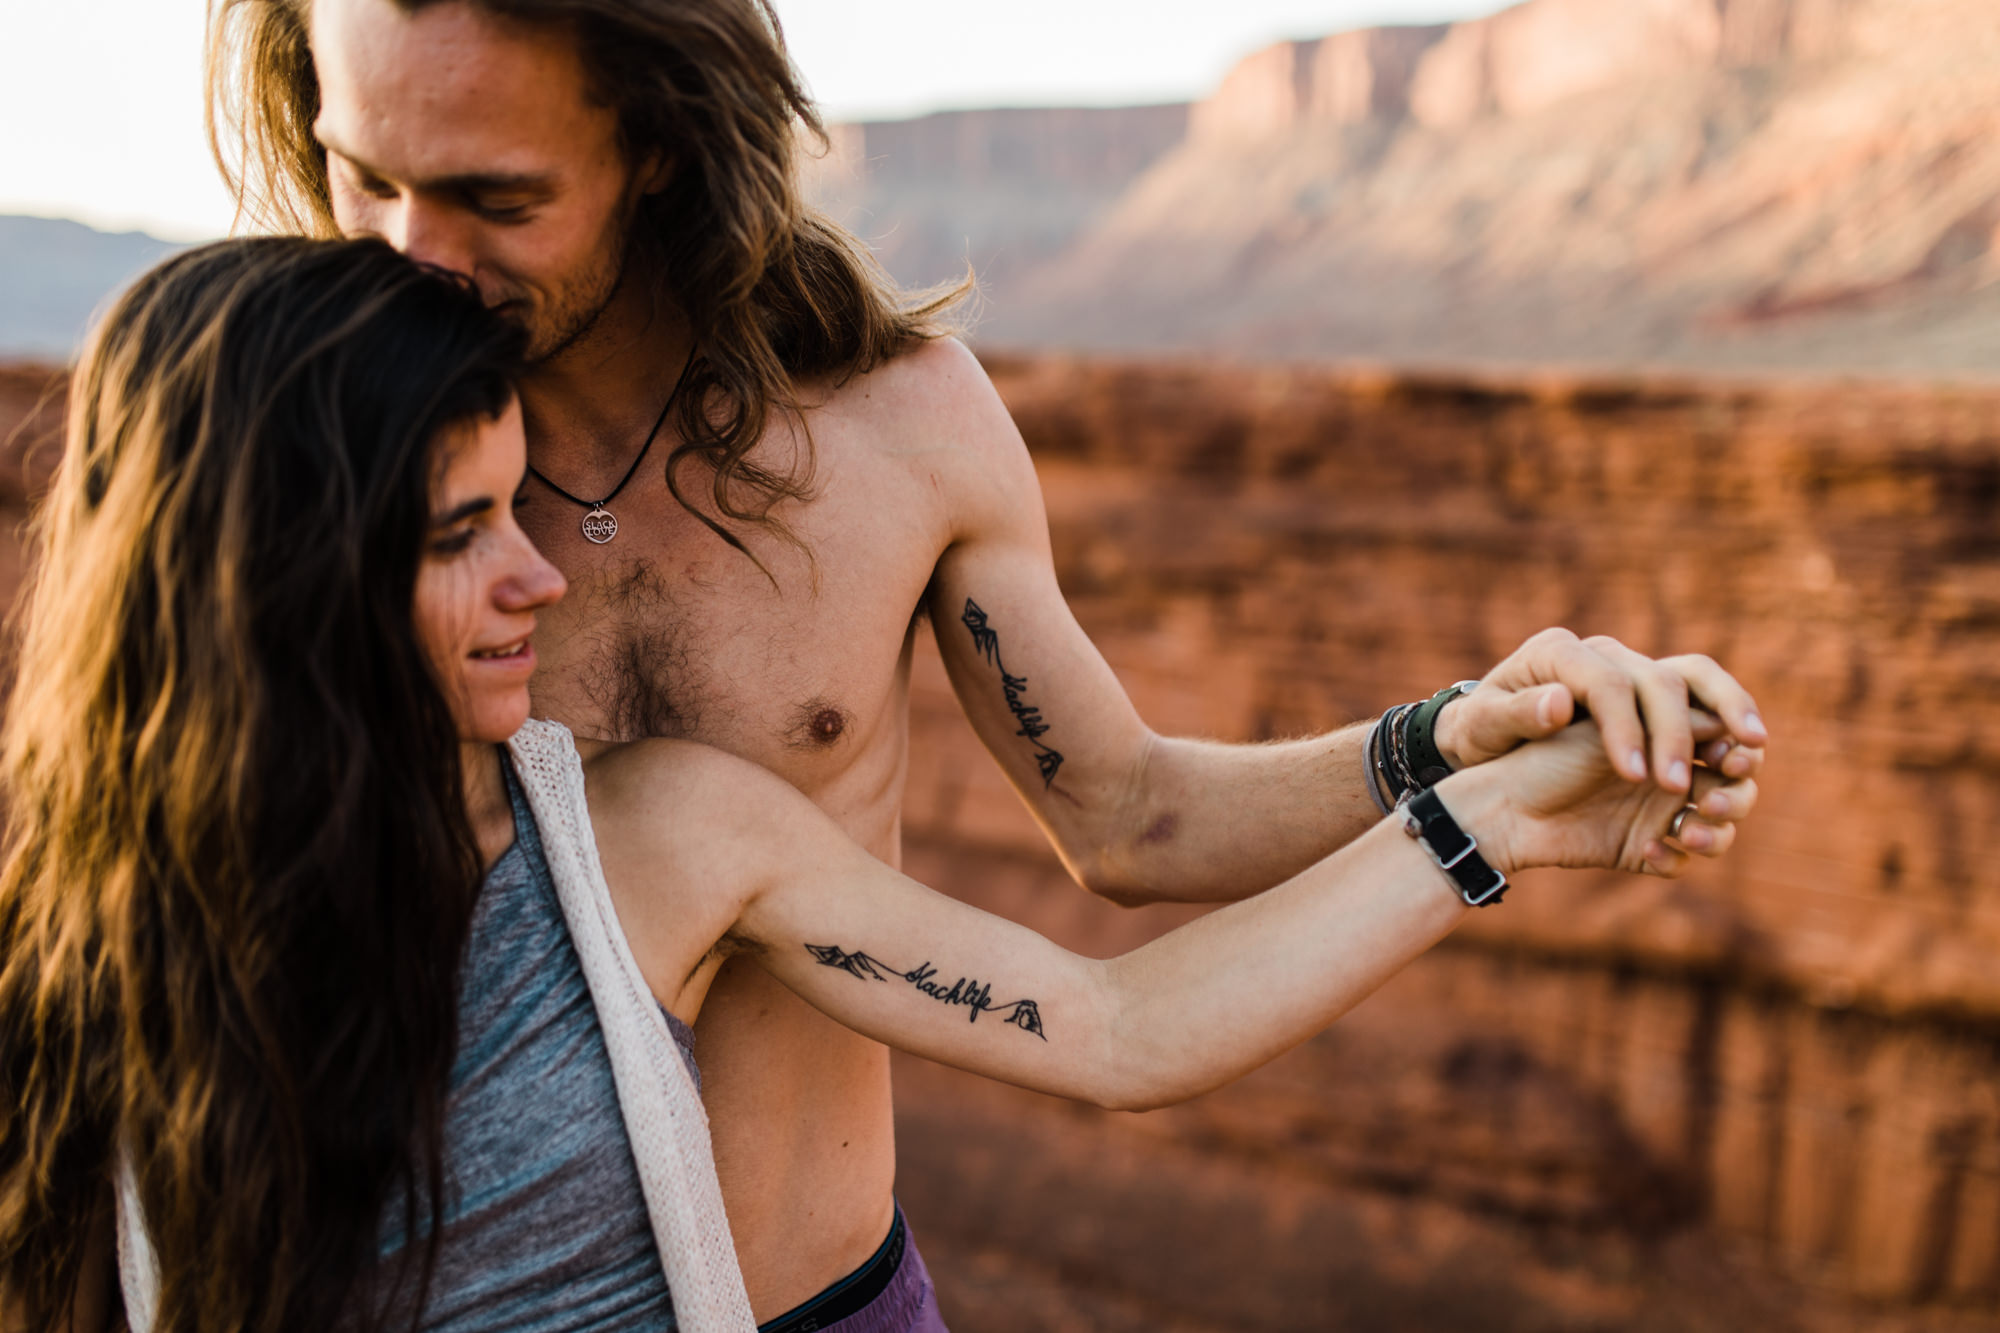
[384, 199, 477, 279]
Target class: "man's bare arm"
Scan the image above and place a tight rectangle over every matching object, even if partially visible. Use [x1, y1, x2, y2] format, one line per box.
[914, 340, 1764, 906]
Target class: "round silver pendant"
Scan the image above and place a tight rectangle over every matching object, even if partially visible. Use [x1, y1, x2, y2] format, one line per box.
[581, 508, 618, 544]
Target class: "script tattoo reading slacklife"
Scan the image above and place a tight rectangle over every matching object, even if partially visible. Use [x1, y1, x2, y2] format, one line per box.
[961, 599, 1064, 788]
[805, 945, 1047, 1040]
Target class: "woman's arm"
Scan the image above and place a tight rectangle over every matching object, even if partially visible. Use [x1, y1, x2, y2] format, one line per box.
[733, 801, 1471, 1111]
[590, 723, 1754, 1112]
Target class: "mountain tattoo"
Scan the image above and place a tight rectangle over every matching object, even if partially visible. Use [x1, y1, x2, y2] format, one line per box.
[961, 598, 1065, 789]
[805, 944, 1047, 1040]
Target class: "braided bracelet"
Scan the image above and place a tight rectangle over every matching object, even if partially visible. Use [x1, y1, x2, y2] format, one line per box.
[1364, 711, 1395, 815]
[1367, 683, 1482, 814]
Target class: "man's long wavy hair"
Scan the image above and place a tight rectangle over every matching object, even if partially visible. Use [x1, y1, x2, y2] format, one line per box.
[206, 0, 964, 563]
[0, 237, 526, 1332]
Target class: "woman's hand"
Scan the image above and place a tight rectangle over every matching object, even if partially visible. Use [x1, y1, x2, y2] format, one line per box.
[1450, 717, 1760, 879]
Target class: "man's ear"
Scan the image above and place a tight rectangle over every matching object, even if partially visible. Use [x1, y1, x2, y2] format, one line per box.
[637, 149, 674, 195]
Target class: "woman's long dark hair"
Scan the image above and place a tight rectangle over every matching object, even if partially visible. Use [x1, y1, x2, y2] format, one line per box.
[0, 237, 525, 1332]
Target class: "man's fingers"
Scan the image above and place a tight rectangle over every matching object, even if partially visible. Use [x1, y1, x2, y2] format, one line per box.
[1489, 628, 1764, 791]
[1484, 681, 1573, 743]
[1534, 682, 1576, 731]
[1585, 639, 1697, 793]
[1572, 637, 1671, 786]
[1638, 665, 1697, 793]
[1555, 638, 1650, 782]
[1662, 653, 1768, 748]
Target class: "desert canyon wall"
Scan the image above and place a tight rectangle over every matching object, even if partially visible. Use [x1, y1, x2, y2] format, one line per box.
[802, 103, 1187, 307]
[889, 354, 2000, 1331]
[7, 349, 1993, 1329]
[811, 0, 2000, 375]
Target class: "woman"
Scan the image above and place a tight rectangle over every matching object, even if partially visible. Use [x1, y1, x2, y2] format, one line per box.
[0, 239, 1755, 1333]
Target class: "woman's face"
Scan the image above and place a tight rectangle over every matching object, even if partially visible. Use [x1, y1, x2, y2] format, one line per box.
[414, 397, 567, 743]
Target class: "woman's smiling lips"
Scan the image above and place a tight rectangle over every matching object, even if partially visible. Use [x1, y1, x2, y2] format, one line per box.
[469, 636, 535, 672]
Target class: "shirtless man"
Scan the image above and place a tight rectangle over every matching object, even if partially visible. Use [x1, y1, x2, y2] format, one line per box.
[208, 0, 1767, 1325]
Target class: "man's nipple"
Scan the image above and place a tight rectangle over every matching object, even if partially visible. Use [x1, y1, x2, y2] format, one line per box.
[788, 698, 851, 749]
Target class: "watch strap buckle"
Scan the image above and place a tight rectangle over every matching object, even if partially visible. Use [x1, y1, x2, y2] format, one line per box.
[1401, 787, 1509, 908]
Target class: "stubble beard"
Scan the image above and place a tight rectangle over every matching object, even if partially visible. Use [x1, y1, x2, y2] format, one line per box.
[519, 208, 636, 366]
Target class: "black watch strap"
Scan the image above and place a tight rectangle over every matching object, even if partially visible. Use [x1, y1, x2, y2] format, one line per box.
[1401, 786, 1508, 907]
[1402, 680, 1479, 789]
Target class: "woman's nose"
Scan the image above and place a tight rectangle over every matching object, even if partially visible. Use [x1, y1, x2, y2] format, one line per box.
[497, 539, 567, 611]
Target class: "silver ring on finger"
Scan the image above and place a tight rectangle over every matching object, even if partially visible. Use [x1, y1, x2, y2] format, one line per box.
[1668, 803, 1699, 842]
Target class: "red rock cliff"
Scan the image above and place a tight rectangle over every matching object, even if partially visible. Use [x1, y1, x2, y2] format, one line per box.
[888, 353, 2000, 1330]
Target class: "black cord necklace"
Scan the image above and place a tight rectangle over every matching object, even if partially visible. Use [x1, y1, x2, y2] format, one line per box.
[527, 352, 699, 545]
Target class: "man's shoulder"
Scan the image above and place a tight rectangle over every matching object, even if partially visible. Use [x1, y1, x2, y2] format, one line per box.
[812, 337, 1014, 450]
[806, 336, 1034, 514]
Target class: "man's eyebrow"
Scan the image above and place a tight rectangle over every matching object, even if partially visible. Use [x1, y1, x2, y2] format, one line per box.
[317, 130, 557, 195]
[432, 497, 495, 527]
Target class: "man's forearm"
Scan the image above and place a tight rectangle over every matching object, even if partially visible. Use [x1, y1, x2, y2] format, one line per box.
[1059, 721, 1385, 906]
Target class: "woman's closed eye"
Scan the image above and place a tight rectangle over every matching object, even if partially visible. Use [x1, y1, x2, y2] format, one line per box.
[430, 526, 478, 556]
[429, 497, 496, 555]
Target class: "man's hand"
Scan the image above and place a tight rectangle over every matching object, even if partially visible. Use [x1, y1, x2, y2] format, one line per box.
[1432, 629, 1768, 795]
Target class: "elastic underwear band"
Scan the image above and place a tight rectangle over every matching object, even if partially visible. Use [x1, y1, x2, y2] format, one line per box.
[756, 1207, 908, 1333]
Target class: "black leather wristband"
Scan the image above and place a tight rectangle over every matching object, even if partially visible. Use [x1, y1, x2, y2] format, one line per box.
[1401, 680, 1480, 789]
[1401, 786, 1508, 906]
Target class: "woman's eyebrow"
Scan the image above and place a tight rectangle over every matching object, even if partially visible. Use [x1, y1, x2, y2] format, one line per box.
[431, 497, 495, 527]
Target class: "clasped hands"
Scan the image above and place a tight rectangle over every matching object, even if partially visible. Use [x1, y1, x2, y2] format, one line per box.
[1429, 629, 1766, 878]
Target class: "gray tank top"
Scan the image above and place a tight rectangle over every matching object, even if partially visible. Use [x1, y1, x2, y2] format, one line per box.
[373, 758, 696, 1330]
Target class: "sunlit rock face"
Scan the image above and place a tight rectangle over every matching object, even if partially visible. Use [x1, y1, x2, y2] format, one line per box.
[802, 103, 1189, 304]
[998, 0, 2000, 371]
[811, 0, 2000, 377]
[4, 355, 1994, 1328]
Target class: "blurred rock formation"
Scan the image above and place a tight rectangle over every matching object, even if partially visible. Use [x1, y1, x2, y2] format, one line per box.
[810, 0, 2000, 376]
[886, 353, 2000, 1330]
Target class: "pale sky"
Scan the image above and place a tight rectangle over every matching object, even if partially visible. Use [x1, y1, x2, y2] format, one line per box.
[0, 0, 1504, 242]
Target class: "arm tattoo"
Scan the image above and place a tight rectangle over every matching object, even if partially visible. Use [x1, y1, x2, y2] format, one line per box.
[806, 943, 1047, 1040]
[961, 598, 1065, 788]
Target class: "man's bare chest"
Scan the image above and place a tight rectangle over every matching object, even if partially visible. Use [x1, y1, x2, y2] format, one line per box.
[519, 467, 946, 788]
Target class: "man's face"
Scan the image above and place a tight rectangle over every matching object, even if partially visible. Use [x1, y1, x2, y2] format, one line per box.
[311, 0, 658, 362]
